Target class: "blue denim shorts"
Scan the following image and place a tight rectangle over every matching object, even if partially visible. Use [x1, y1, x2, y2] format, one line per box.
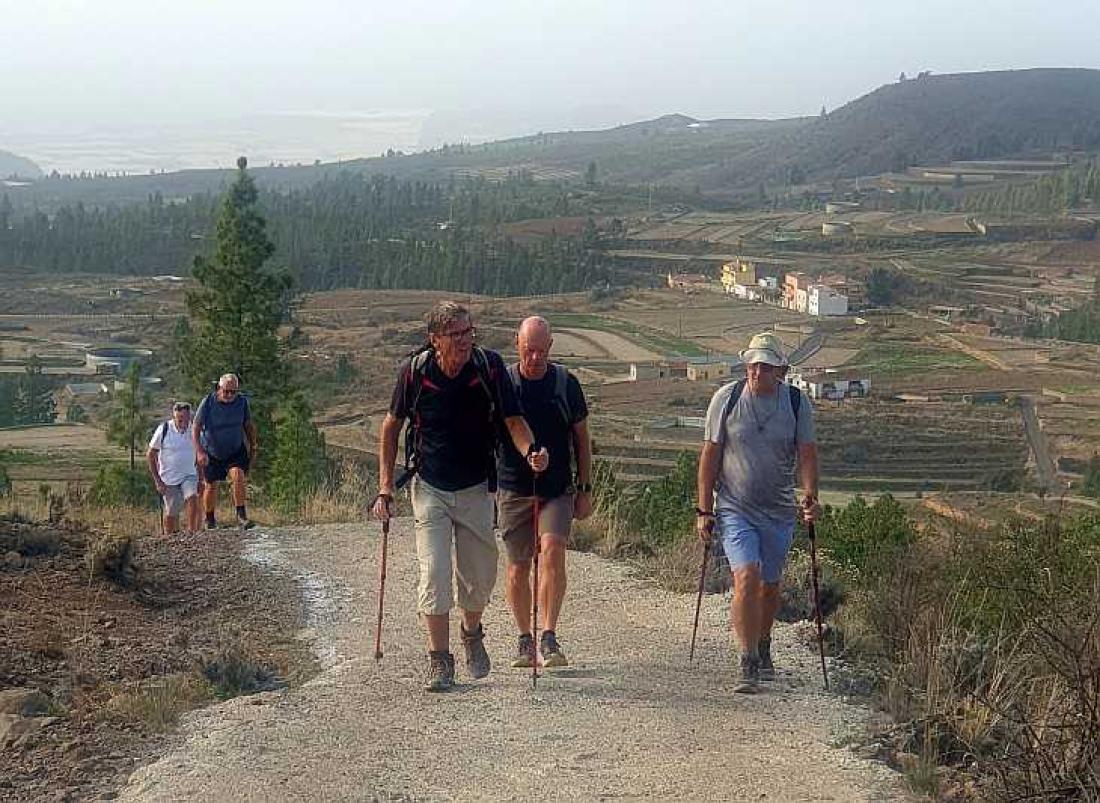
[716, 510, 795, 584]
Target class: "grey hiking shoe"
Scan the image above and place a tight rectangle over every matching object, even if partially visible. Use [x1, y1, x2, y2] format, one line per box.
[734, 652, 760, 694]
[540, 630, 568, 668]
[461, 623, 491, 679]
[425, 651, 455, 692]
[511, 633, 537, 668]
[237, 516, 256, 530]
[759, 635, 776, 681]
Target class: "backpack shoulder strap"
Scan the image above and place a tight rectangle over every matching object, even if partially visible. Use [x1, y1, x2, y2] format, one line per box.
[506, 361, 521, 391]
[789, 383, 801, 420]
[717, 379, 746, 449]
[158, 419, 170, 443]
[470, 347, 498, 417]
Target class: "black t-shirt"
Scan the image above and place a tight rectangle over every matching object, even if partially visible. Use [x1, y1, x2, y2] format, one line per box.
[497, 363, 588, 499]
[390, 348, 522, 492]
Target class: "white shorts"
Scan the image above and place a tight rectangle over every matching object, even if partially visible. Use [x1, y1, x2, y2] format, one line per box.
[162, 476, 200, 516]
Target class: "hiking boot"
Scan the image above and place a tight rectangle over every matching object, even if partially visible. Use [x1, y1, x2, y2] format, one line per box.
[237, 516, 256, 530]
[759, 635, 776, 681]
[734, 652, 760, 694]
[511, 633, 537, 668]
[461, 623, 491, 680]
[205, 518, 218, 530]
[425, 651, 455, 692]
[540, 630, 569, 668]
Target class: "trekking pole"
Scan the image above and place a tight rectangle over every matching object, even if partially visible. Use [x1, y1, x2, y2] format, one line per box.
[373, 510, 391, 663]
[807, 521, 829, 690]
[689, 536, 710, 663]
[531, 478, 541, 690]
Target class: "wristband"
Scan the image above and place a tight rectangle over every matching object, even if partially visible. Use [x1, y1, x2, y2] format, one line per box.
[695, 508, 715, 517]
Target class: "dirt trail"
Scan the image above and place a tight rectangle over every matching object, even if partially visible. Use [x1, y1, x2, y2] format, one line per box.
[120, 522, 903, 802]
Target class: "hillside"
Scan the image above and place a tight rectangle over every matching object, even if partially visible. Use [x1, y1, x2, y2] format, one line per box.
[0, 149, 42, 180]
[744, 68, 1100, 187]
[5, 68, 1100, 208]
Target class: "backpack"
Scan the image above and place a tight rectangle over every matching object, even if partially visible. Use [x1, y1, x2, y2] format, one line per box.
[506, 361, 576, 471]
[716, 379, 802, 451]
[396, 345, 501, 490]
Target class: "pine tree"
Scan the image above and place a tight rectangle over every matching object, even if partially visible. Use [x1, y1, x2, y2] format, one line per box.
[106, 363, 151, 471]
[182, 156, 292, 463]
[268, 394, 327, 514]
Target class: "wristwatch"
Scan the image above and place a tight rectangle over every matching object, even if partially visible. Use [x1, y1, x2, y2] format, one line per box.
[576, 482, 593, 494]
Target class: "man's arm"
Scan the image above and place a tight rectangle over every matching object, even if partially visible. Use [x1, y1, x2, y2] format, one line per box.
[191, 411, 207, 466]
[146, 447, 165, 492]
[244, 419, 258, 457]
[571, 418, 594, 520]
[504, 415, 549, 473]
[376, 413, 403, 496]
[696, 441, 722, 541]
[797, 441, 820, 521]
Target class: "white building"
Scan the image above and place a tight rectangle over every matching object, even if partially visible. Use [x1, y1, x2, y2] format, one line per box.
[794, 287, 809, 313]
[791, 372, 869, 400]
[807, 285, 849, 316]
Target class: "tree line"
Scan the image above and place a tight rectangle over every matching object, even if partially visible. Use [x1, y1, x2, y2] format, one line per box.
[0, 172, 607, 296]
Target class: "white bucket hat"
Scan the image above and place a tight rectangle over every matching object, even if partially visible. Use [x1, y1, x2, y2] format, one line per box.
[739, 332, 787, 367]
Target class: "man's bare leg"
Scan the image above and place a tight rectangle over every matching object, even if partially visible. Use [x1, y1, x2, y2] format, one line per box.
[539, 535, 567, 633]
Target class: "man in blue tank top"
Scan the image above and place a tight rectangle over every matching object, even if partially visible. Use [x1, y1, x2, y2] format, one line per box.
[192, 373, 258, 530]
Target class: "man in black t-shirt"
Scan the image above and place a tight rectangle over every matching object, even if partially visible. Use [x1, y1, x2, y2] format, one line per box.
[497, 317, 593, 669]
[372, 302, 548, 692]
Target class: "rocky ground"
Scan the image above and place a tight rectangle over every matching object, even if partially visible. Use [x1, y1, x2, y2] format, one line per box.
[0, 517, 314, 802]
[116, 520, 908, 802]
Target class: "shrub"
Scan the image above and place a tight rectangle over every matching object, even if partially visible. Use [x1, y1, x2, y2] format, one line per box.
[88, 464, 158, 509]
[813, 494, 916, 578]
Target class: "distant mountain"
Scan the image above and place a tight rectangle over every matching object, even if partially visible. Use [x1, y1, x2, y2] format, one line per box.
[0, 149, 42, 180]
[734, 68, 1100, 187]
[6, 68, 1100, 208]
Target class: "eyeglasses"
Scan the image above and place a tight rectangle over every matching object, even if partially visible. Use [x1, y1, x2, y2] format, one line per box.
[440, 326, 476, 340]
[220, 387, 239, 396]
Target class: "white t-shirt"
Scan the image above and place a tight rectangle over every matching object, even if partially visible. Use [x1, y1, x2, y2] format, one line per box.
[148, 420, 198, 486]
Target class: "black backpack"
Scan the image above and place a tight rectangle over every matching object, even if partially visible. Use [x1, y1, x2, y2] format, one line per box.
[506, 361, 576, 470]
[396, 345, 501, 490]
[716, 379, 802, 450]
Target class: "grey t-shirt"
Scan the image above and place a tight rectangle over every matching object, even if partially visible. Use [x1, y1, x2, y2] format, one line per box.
[703, 381, 815, 526]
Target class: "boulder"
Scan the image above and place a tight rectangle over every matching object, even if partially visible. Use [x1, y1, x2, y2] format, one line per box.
[0, 688, 52, 716]
[3, 550, 23, 569]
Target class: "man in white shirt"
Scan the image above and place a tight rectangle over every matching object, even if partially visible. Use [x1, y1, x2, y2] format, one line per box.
[146, 401, 202, 534]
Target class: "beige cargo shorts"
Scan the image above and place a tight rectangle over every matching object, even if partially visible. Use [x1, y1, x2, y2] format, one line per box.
[411, 477, 497, 616]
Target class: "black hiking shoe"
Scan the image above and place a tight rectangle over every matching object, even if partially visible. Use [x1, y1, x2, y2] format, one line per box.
[540, 630, 569, 668]
[759, 635, 775, 681]
[205, 518, 217, 531]
[461, 623, 491, 680]
[734, 652, 760, 694]
[511, 633, 537, 668]
[425, 651, 455, 692]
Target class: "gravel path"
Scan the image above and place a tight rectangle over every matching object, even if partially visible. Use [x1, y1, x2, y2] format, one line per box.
[120, 521, 904, 802]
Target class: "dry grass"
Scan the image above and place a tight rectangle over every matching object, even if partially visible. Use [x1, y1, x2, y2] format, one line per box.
[107, 674, 213, 732]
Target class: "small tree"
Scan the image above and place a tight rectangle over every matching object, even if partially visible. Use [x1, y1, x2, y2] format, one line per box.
[267, 394, 327, 514]
[181, 156, 293, 471]
[106, 363, 151, 471]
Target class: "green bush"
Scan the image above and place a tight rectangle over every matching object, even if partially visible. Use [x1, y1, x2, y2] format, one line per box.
[89, 464, 158, 509]
[813, 494, 916, 578]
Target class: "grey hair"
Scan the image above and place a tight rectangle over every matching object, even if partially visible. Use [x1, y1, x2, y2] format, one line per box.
[218, 373, 240, 388]
[425, 301, 471, 335]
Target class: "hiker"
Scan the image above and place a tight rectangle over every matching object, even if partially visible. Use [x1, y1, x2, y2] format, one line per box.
[497, 316, 592, 669]
[146, 400, 202, 534]
[192, 373, 258, 530]
[696, 332, 820, 693]
[371, 301, 549, 692]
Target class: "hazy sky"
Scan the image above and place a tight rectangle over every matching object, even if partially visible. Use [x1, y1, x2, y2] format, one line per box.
[2, 0, 1097, 168]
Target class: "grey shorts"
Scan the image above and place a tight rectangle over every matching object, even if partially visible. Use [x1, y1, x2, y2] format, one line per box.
[497, 489, 574, 563]
[162, 477, 200, 517]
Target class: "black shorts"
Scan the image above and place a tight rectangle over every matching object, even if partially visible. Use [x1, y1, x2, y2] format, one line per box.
[203, 445, 250, 483]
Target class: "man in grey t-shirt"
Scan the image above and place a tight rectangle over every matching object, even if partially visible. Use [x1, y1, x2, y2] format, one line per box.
[696, 332, 820, 693]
